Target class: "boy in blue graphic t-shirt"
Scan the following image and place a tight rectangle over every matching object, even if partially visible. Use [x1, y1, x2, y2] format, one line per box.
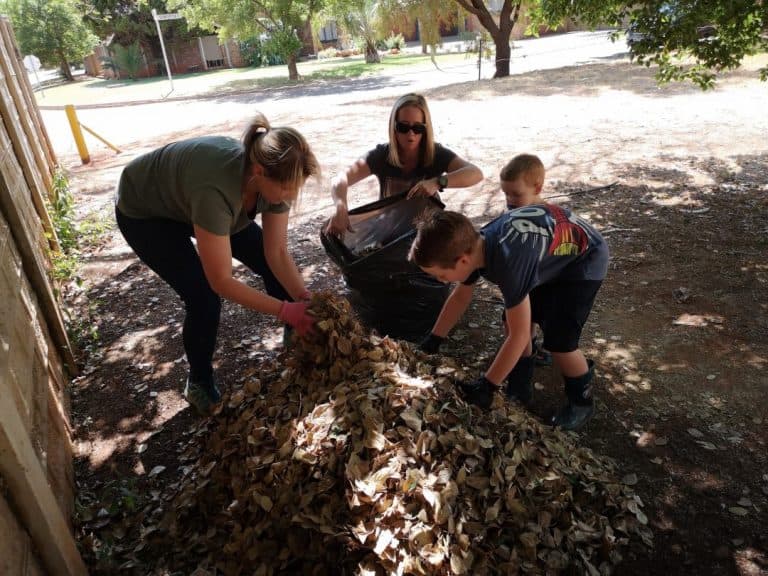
[409, 207, 609, 431]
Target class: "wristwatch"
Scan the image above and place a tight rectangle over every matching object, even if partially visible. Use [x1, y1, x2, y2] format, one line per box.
[437, 173, 448, 191]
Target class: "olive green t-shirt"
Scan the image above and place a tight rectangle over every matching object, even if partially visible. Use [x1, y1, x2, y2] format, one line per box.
[116, 136, 289, 235]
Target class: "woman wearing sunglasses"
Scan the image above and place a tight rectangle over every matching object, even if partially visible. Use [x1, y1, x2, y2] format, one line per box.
[115, 112, 320, 415]
[324, 93, 483, 236]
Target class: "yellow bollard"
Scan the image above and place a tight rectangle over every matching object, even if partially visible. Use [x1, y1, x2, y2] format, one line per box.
[64, 104, 90, 164]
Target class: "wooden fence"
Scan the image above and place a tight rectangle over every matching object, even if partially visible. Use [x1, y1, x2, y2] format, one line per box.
[0, 15, 86, 576]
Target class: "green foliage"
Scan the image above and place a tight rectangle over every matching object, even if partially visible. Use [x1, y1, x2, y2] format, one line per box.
[50, 167, 78, 252]
[263, 27, 303, 62]
[99, 54, 121, 77]
[239, 36, 286, 67]
[314, 0, 381, 62]
[80, 0, 196, 47]
[46, 166, 113, 284]
[529, 0, 768, 88]
[110, 41, 145, 79]
[3, 0, 98, 73]
[384, 32, 404, 50]
[167, 0, 317, 77]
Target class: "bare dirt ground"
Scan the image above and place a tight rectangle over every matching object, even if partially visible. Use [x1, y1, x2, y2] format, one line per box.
[64, 56, 768, 575]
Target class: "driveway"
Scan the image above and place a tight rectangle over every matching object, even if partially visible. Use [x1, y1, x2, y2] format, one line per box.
[41, 31, 627, 160]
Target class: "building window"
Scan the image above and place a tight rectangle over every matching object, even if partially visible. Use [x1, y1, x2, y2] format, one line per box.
[319, 21, 338, 42]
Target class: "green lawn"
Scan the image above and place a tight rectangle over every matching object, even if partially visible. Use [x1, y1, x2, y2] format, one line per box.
[36, 51, 477, 107]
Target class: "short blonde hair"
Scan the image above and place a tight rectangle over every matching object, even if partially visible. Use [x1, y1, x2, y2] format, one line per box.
[409, 211, 479, 268]
[387, 93, 435, 168]
[500, 154, 545, 188]
[242, 112, 321, 204]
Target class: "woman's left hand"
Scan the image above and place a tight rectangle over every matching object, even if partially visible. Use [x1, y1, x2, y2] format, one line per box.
[407, 178, 440, 199]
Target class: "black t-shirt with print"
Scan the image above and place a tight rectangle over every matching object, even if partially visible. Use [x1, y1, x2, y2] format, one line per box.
[463, 204, 609, 308]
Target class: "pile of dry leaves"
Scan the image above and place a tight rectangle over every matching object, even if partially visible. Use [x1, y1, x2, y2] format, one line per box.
[142, 294, 652, 575]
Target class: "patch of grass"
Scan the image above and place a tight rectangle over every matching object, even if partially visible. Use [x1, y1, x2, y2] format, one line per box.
[209, 53, 457, 93]
[46, 167, 114, 352]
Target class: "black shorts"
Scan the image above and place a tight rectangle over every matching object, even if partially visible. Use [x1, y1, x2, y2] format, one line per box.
[529, 279, 602, 353]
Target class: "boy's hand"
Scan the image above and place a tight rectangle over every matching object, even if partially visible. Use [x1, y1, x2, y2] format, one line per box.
[458, 376, 495, 409]
[419, 333, 445, 354]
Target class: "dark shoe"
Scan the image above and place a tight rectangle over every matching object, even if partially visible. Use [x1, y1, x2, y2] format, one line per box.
[184, 376, 221, 416]
[505, 355, 534, 406]
[551, 402, 595, 431]
[551, 359, 596, 430]
[458, 377, 495, 409]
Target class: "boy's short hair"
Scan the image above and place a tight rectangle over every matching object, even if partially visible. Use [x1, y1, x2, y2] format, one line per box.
[409, 211, 479, 268]
[500, 154, 545, 188]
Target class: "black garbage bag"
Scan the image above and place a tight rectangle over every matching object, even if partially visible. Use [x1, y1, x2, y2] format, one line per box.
[320, 192, 450, 342]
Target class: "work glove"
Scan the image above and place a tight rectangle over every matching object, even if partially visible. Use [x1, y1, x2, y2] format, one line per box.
[298, 290, 312, 302]
[458, 376, 495, 410]
[419, 333, 445, 354]
[278, 301, 315, 337]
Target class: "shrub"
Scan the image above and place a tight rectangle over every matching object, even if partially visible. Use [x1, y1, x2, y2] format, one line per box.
[384, 33, 405, 51]
[110, 42, 143, 80]
[317, 47, 338, 59]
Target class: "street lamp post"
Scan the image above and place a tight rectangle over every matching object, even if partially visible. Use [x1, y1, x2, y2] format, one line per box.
[151, 9, 183, 97]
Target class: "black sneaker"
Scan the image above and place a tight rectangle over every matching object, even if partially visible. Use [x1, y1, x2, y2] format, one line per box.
[458, 377, 495, 409]
[550, 402, 594, 431]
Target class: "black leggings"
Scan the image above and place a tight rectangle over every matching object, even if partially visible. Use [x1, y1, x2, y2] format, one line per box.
[115, 208, 289, 380]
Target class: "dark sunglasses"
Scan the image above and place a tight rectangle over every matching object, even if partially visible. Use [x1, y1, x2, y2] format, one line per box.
[395, 121, 427, 135]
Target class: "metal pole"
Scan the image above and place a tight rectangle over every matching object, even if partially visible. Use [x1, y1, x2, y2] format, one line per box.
[64, 105, 89, 164]
[477, 35, 482, 81]
[151, 8, 174, 95]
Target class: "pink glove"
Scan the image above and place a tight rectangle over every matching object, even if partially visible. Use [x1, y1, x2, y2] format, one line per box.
[278, 301, 315, 336]
[298, 290, 312, 302]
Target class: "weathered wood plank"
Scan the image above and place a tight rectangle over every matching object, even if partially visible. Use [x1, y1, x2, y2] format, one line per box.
[0, 377, 87, 576]
[0, 17, 56, 176]
[0, 18, 58, 251]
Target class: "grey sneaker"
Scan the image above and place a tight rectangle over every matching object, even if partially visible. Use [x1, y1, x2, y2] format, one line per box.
[183, 376, 221, 416]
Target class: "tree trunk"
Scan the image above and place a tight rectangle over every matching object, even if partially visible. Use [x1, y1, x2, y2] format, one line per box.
[365, 40, 380, 64]
[287, 54, 299, 80]
[492, 35, 511, 78]
[58, 49, 74, 82]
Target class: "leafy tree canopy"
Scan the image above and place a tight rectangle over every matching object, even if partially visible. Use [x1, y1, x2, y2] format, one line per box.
[80, 0, 198, 47]
[167, 0, 322, 79]
[1, 0, 98, 80]
[531, 0, 768, 88]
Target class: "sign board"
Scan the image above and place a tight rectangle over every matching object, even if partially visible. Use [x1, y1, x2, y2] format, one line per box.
[153, 12, 183, 21]
[23, 54, 41, 72]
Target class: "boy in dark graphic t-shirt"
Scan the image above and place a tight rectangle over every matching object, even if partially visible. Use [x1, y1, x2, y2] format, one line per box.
[410, 207, 609, 431]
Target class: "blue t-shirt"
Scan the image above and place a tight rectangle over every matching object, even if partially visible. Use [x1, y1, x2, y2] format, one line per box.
[465, 204, 609, 307]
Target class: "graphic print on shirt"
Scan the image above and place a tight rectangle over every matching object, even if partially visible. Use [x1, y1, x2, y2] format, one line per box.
[499, 205, 591, 262]
[499, 206, 551, 262]
[546, 203, 589, 257]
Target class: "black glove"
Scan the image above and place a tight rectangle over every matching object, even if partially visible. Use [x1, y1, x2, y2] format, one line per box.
[419, 333, 445, 354]
[458, 376, 495, 409]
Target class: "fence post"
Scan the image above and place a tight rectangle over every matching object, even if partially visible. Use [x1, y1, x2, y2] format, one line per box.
[64, 105, 89, 164]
